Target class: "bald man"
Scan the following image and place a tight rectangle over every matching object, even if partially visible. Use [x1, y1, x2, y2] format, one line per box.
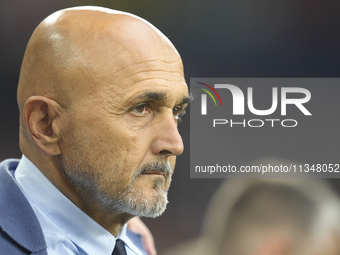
[0, 6, 190, 255]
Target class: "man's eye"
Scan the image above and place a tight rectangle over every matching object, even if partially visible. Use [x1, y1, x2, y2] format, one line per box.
[173, 106, 185, 120]
[132, 104, 149, 115]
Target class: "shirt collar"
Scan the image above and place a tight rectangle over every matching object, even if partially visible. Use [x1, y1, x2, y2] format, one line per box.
[118, 225, 145, 254]
[15, 155, 120, 255]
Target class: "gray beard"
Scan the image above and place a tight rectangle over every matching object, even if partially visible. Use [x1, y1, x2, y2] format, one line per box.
[63, 161, 172, 218]
[109, 176, 169, 218]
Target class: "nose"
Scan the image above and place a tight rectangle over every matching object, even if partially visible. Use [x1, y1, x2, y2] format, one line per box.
[151, 113, 184, 157]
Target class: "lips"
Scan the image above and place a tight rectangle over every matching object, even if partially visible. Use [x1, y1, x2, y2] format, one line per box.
[141, 171, 166, 177]
[135, 161, 172, 179]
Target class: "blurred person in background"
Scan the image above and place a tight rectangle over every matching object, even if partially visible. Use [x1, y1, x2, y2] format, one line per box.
[165, 161, 340, 255]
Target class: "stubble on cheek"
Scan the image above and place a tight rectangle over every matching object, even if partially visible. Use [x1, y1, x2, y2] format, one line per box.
[60, 118, 173, 217]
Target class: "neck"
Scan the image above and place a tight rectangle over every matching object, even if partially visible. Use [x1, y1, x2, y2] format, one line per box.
[25, 152, 133, 236]
[71, 192, 133, 236]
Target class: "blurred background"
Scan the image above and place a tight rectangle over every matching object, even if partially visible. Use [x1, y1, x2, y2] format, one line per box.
[1, 1, 340, 254]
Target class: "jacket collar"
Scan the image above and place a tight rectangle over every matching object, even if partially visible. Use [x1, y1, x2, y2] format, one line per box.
[0, 159, 47, 253]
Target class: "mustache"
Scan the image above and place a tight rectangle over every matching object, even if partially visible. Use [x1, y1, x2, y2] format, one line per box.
[134, 161, 172, 178]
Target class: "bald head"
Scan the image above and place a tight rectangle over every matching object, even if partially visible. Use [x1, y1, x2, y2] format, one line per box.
[18, 6, 181, 108]
[17, 6, 184, 156]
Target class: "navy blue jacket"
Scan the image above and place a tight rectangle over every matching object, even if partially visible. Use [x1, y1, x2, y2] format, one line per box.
[0, 159, 47, 255]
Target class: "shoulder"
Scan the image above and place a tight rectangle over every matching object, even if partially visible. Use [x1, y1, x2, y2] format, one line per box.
[0, 158, 47, 255]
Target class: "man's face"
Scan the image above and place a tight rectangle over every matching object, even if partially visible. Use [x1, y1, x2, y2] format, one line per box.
[59, 52, 189, 218]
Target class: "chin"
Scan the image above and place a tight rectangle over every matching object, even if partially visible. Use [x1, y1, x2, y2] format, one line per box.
[114, 186, 169, 218]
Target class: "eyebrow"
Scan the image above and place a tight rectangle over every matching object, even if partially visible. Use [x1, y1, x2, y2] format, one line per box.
[136, 91, 193, 105]
[139, 92, 168, 101]
[180, 92, 193, 105]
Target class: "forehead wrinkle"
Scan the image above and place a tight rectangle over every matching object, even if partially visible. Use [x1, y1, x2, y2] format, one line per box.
[127, 77, 186, 87]
[118, 58, 182, 70]
[115, 68, 185, 92]
[122, 71, 185, 84]
[111, 58, 183, 81]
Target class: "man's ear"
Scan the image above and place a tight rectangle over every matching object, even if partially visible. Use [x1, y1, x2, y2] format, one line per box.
[23, 96, 62, 156]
